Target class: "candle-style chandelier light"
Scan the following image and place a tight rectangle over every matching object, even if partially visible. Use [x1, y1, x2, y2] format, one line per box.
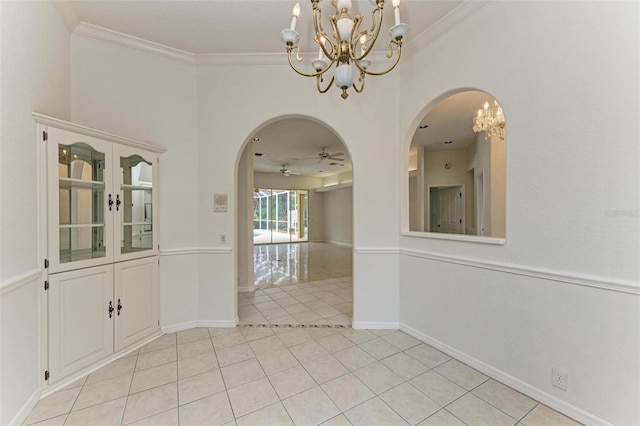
[472, 100, 506, 140]
[280, 0, 409, 99]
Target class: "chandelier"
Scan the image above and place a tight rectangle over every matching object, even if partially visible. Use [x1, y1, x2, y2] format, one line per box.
[472, 100, 506, 140]
[280, 0, 409, 100]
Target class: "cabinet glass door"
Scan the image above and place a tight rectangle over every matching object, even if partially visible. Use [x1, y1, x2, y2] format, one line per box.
[57, 142, 108, 264]
[117, 150, 156, 258]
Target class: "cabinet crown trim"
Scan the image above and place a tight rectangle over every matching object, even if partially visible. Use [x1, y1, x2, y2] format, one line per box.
[33, 113, 167, 154]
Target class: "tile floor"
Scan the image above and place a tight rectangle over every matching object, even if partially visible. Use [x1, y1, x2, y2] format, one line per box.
[24, 327, 582, 426]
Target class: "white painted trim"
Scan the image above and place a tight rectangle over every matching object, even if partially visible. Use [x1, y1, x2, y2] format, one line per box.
[314, 182, 353, 193]
[352, 321, 400, 330]
[322, 241, 353, 248]
[51, 0, 79, 34]
[407, 0, 491, 59]
[399, 248, 640, 295]
[9, 388, 40, 426]
[354, 247, 399, 255]
[238, 286, 255, 293]
[161, 321, 198, 334]
[33, 113, 167, 154]
[159, 247, 233, 256]
[402, 231, 506, 245]
[400, 323, 610, 426]
[0, 268, 42, 295]
[73, 22, 195, 65]
[197, 320, 237, 328]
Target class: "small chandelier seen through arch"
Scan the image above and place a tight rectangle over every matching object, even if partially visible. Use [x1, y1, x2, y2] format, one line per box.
[280, 0, 409, 100]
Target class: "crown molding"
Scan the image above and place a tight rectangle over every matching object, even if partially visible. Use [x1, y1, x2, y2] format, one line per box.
[52, 0, 80, 34]
[73, 22, 196, 65]
[407, 0, 492, 58]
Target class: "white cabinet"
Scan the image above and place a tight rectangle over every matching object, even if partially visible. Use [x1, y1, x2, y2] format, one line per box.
[36, 114, 165, 385]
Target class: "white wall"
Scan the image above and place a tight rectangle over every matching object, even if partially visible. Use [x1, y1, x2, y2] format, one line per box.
[0, 1, 71, 424]
[319, 187, 353, 246]
[398, 2, 639, 425]
[70, 36, 201, 329]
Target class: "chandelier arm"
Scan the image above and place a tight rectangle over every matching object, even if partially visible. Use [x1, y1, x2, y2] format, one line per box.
[352, 71, 365, 93]
[313, 4, 337, 58]
[287, 49, 336, 78]
[317, 74, 335, 94]
[354, 42, 402, 76]
[351, 4, 384, 62]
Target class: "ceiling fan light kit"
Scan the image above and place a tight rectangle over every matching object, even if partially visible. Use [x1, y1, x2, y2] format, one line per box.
[281, 0, 409, 99]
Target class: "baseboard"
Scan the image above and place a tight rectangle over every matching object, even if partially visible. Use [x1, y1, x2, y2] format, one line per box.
[238, 286, 254, 293]
[399, 323, 610, 426]
[197, 320, 237, 328]
[352, 321, 399, 330]
[9, 388, 40, 426]
[162, 320, 198, 334]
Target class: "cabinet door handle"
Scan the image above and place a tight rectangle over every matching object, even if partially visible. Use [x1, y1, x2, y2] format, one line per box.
[117, 299, 123, 316]
[108, 194, 114, 211]
[116, 194, 121, 211]
[108, 301, 114, 318]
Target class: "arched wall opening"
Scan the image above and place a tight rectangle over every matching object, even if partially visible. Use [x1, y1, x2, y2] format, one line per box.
[234, 114, 355, 326]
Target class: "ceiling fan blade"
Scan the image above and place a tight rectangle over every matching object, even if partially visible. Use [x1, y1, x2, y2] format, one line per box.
[329, 152, 344, 157]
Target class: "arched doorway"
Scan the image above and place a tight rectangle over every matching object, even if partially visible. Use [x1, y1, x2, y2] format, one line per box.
[236, 117, 354, 327]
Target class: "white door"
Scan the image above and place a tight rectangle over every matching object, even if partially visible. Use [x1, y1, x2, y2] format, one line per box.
[431, 186, 464, 234]
[48, 265, 114, 382]
[114, 257, 159, 351]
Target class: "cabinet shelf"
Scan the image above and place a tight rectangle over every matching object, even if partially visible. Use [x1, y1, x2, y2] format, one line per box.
[59, 224, 105, 229]
[59, 177, 105, 189]
[120, 184, 152, 191]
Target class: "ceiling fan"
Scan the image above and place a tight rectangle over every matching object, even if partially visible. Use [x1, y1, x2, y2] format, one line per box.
[294, 147, 345, 163]
[277, 164, 300, 176]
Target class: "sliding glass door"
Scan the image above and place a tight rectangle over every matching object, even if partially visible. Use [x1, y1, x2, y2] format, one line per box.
[253, 189, 309, 244]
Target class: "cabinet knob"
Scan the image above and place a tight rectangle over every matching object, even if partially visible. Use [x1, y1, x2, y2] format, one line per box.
[108, 301, 114, 318]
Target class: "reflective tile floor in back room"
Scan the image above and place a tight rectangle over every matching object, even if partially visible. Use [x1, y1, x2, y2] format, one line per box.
[22, 242, 581, 425]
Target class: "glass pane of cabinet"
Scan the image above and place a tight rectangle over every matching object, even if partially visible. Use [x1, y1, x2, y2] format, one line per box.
[57, 142, 107, 263]
[119, 155, 154, 255]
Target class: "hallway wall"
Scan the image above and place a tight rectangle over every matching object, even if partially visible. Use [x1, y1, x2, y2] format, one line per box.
[398, 2, 639, 425]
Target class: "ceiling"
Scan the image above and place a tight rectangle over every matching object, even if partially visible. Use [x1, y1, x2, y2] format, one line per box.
[56, 0, 490, 177]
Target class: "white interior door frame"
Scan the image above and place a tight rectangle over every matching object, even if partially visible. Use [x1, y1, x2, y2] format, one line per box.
[426, 184, 466, 234]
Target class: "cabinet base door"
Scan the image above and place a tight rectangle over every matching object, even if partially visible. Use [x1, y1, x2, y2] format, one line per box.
[49, 265, 113, 383]
[114, 257, 159, 352]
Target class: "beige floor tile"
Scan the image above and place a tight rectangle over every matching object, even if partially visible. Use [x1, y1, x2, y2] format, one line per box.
[275, 296, 300, 307]
[434, 359, 489, 391]
[227, 377, 280, 418]
[216, 342, 255, 368]
[139, 334, 177, 354]
[177, 339, 214, 360]
[255, 301, 280, 311]
[269, 365, 317, 399]
[344, 396, 408, 426]
[127, 408, 178, 426]
[283, 303, 310, 315]
[60, 376, 87, 392]
[521, 404, 582, 426]
[178, 351, 218, 379]
[87, 357, 137, 384]
[359, 338, 401, 360]
[211, 330, 247, 349]
[327, 314, 352, 326]
[282, 386, 341, 426]
[208, 327, 237, 337]
[248, 335, 286, 357]
[417, 409, 466, 426]
[317, 333, 354, 353]
[292, 310, 323, 323]
[178, 391, 234, 426]
[289, 340, 329, 363]
[122, 382, 178, 424]
[277, 329, 313, 347]
[315, 306, 343, 318]
[333, 345, 376, 371]
[382, 352, 430, 380]
[221, 358, 265, 389]
[353, 362, 404, 395]
[472, 379, 537, 420]
[24, 387, 82, 425]
[240, 327, 275, 342]
[302, 354, 349, 384]
[321, 373, 375, 411]
[72, 373, 131, 411]
[236, 402, 294, 426]
[256, 349, 300, 375]
[409, 371, 466, 407]
[340, 329, 377, 345]
[405, 344, 450, 368]
[382, 331, 422, 350]
[447, 393, 517, 426]
[380, 383, 440, 425]
[179, 369, 226, 406]
[269, 314, 300, 325]
[320, 414, 352, 426]
[65, 397, 127, 426]
[130, 362, 177, 394]
[136, 346, 177, 371]
[177, 328, 211, 345]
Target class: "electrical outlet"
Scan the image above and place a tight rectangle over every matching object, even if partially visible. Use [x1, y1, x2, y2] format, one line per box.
[220, 234, 226, 244]
[552, 368, 568, 391]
